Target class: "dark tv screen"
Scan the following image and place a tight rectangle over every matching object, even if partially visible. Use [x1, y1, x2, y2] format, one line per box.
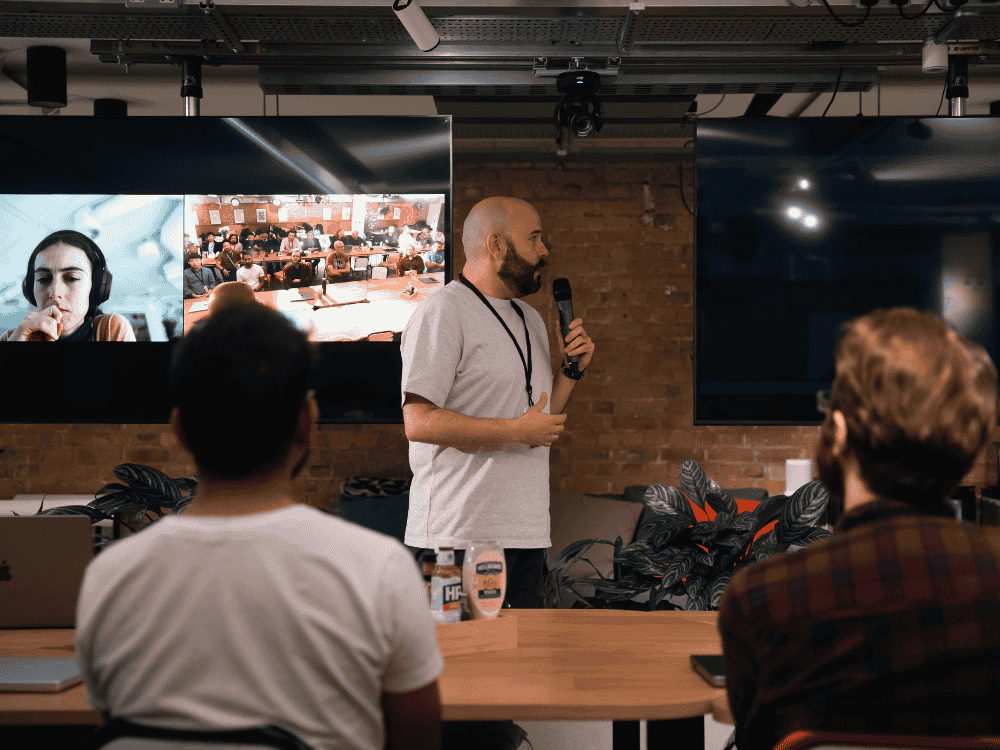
[696, 117, 999, 424]
[0, 116, 452, 423]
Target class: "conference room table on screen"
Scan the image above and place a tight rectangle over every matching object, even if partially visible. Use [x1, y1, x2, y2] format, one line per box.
[203, 248, 396, 263]
[0, 610, 733, 749]
[182, 272, 446, 340]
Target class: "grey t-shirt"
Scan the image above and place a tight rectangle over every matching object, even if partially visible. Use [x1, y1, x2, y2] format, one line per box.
[400, 280, 554, 549]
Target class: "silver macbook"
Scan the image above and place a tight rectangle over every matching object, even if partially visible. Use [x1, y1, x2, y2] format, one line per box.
[0, 516, 94, 628]
[0, 657, 82, 692]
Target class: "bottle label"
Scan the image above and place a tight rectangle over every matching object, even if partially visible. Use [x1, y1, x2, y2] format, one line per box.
[430, 575, 462, 624]
[476, 561, 504, 598]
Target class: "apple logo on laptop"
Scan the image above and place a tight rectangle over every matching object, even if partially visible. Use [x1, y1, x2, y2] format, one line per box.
[0, 561, 10, 582]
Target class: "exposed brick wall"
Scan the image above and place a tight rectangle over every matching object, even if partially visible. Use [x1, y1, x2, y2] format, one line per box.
[0, 159, 994, 507]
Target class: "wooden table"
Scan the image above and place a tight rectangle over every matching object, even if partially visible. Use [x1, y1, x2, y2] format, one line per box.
[183, 272, 445, 340]
[439, 609, 732, 749]
[0, 611, 734, 749]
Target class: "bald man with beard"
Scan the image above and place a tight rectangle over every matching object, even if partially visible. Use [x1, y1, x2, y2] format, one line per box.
[400, 196, 595, 748]
[401, 196, 595, 592]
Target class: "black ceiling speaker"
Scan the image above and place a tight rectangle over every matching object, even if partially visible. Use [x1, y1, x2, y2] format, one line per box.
[27, 46, 67, 109]
[94, 98, 127, 118]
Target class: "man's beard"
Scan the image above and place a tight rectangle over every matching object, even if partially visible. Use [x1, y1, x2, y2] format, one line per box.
[498, 241, 544, 297]
[815, 414, 845, 523]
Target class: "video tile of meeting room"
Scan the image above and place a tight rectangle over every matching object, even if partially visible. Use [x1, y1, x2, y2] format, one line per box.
[183, 194, 447, 342]
[0, 195, 184, 342]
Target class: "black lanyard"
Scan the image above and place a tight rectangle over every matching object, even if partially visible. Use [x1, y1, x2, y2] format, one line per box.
[196, 268, 213, 288]
[458, 274, 533, 407]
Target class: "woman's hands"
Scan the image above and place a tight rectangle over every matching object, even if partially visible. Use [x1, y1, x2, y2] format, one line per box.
[9, 305, 64, 341]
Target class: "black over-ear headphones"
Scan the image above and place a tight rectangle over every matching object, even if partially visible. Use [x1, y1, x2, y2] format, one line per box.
[22, 230, 113, 316]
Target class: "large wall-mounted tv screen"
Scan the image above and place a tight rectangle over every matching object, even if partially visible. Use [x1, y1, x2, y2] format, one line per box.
[696, 117, 999, 424]
[0, 116, 452, 424]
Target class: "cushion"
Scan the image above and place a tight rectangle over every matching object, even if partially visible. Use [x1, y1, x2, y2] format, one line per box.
[548, 492, 645, 579]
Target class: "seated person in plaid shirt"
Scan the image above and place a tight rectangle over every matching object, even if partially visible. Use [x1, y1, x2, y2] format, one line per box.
[720, 307, 1000, 750]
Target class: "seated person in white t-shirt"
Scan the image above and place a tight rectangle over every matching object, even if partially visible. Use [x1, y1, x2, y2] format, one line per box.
[235, 253, 266, 291]
[74, 303, 444, 750]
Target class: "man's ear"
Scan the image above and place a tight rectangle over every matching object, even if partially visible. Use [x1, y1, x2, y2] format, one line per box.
[831, 409, 848, 457]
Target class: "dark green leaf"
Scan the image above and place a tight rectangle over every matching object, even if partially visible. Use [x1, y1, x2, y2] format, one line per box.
[686, 581, 710, 611]
[172, 477, 199, 494]
[751, 528, 777, 552]
[695, 551, 714, 566]
[660, 548, 697, 588]
[705, 479, 738, 517]
[679, 460, 708, 510]
[36, 505, 110, 523]
[754, 494, 787, 525]
[716, 528, 752, 549]
[614, 547, 669, 577]
[651, 581, 673, 609]
[779, 480, 829, 531]
[114, 463, 182, 505]
[580, 577, 649, 601]
[728, 511, 758, 532]
[685, 573, 704, 600]
[551, 538, 610, 571]
[709, 574, 732, 610]
[642, 520, 691, 548]
[690, 521, 719, 544]
[643, 483, 695, 523]
[89, 490, 146, 512]
[94, 483, 132, 497]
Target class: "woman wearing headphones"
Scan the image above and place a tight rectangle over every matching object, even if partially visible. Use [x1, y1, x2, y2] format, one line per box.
[2, 229, 136, 341]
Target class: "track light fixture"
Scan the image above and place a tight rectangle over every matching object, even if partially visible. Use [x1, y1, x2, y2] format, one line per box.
[392, 0, 440, 52]
[554, 71, 604, 138]
[922, 37, 948, 74]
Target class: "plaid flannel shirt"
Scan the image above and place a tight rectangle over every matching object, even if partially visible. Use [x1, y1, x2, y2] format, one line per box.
[719, 498, 1000, 750]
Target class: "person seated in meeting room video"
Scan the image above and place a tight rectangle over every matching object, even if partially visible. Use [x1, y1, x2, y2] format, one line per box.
[2, 229, 136, 342]
[719, 307, 1000, 750]
[382, 225, 399, 248]
[74, 302, 443, 750]
[325, 240, 352, 284]
[215, 240, 241, 282]
[280, 230, 301, 256]
[397, 244, 425, 276]
[422, 242, 445, 272]
[235, 253, 266, 292]
[183, 255, 219, 300]
[344, 229, 366, 248]
[283, 250, 313, 289]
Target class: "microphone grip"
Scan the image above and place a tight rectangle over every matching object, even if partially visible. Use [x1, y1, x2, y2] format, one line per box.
[556, 299, 580, 376]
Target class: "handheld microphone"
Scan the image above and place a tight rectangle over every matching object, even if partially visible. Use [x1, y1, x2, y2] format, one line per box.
[552, 277, 579, 377]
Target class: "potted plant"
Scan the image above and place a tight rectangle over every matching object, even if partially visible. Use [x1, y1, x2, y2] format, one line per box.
[542, 460, 831, 610]
[29, 463, 197, 549]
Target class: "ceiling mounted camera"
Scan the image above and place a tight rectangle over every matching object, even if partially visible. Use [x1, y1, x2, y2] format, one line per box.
[554, 71, 604, 138]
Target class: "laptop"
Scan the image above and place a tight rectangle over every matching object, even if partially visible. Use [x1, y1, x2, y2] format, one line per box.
[0, 516, 94, 628]
[0, 657, 82, 692]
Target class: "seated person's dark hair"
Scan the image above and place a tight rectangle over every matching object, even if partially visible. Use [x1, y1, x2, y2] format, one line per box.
[170, 304, 314, 480]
